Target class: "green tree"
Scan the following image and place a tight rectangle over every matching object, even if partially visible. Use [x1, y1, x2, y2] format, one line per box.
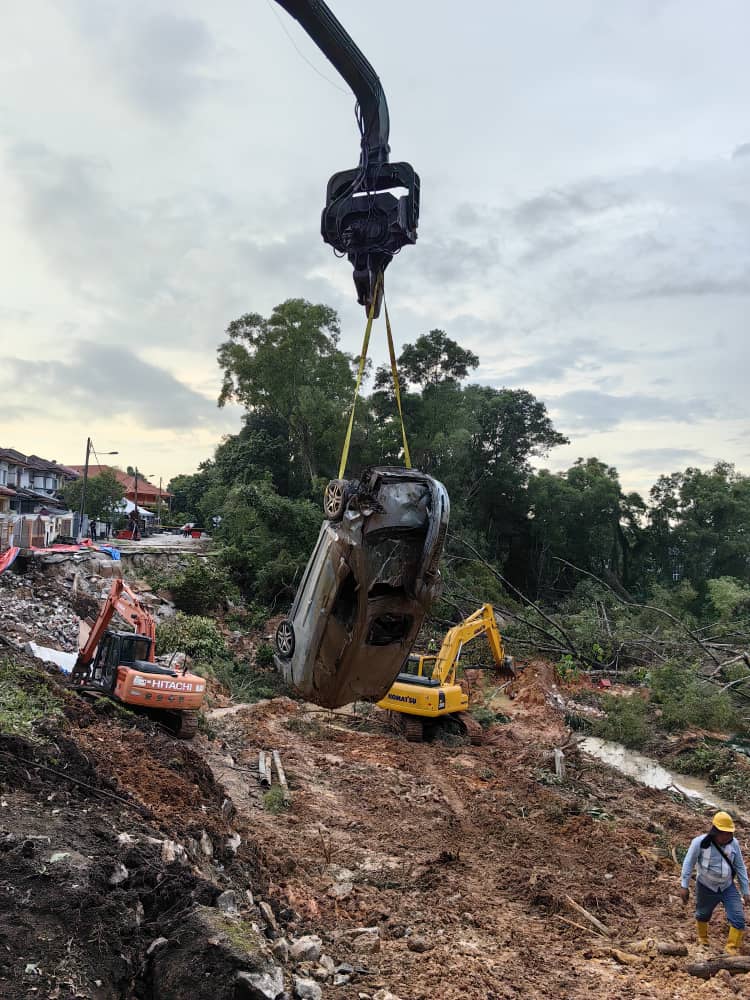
[648, 463, 750, 589]
[217, 476, 322, 601]
[526, 458, 646, 599]
[375, 329, 479, 390]
[62, 469, 125, 524]
[217, 299, 356, 487]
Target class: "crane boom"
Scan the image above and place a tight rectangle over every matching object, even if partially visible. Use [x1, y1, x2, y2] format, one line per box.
[274, 0, 390, 164]
[273, 0, 419, 316]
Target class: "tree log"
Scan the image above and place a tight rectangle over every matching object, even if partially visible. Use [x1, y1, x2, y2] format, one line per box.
[686, 956, 750, 979]
[626, 938, 688, 956]
[272, 749, 291, 804]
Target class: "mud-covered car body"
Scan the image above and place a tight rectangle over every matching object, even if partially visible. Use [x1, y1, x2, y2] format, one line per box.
[274, 467, 449, 708]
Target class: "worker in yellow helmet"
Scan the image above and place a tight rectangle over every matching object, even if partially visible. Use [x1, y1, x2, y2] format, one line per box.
[680, 811, 750, 954]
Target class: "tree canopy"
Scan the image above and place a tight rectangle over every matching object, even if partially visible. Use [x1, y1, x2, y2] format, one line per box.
[62, 469, 125, 524]
[168, 297, 748, 617]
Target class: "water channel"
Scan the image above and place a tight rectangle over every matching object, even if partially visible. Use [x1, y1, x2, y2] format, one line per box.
[579, 736, 742, 816]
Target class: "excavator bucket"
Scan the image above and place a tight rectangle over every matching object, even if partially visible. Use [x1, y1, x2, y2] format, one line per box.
[496, 655, 517, 682]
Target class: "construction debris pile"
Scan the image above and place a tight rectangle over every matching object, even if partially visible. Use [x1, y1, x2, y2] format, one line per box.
[0, 567, 80, 651]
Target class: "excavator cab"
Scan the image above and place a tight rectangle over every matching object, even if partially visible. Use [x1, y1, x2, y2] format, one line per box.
[91, 631, 153, 689]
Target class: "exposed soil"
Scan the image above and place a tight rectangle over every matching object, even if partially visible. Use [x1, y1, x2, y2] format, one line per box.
[203, 665, 750, 1000]
[2, 555, 750, 998]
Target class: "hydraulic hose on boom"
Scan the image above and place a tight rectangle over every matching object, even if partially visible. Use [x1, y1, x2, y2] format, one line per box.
[274, 0, 419, 316]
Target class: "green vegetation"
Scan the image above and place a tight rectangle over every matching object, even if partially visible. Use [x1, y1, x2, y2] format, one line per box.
[198, 657, 291, 703]
[471, 705, 509, 729]
[156, 614, 227, 660]
[650, 661, 739, 733]
[592, 694, 650, 749]
[714, 771, 750, 805]
[674, 741, 733, 779]
[0, 658, 63, 741]
[144, 557, 236, 615]
[263, 786, 288, 814]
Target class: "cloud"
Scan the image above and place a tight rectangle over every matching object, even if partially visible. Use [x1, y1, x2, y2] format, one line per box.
[502, 338, 637, 384]
[0, 343, 233, 431]
[548, 389, 714, 432]
[62, 3, 217, 117]
[512, 179, 634, 228]
[621, 447, 710, 469]
[733, 142, 750, 160]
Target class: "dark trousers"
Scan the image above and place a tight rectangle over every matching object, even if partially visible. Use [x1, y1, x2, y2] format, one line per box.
[695, 880, 745, 930]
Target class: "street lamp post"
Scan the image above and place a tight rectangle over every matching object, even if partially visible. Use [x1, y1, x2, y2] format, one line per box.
[76, 438, 118, 542]
[131, 468, 154, 539]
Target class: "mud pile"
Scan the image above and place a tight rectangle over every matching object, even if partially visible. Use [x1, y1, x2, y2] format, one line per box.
[0, 654, 290, 1000]
[198, 669, 748, 1000]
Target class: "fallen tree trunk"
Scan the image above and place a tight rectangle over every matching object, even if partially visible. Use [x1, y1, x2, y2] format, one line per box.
[686, 956, 750, 979]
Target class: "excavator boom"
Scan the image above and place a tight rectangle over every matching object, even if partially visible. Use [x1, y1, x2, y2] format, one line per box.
[75, 578, 155, 669]
[273, 0, 419, 315]
[432, 605, 510, 686]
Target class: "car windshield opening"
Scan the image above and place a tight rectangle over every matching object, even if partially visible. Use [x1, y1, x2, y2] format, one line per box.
[332, 572, 358, 627]
[366, 614, 413, 646]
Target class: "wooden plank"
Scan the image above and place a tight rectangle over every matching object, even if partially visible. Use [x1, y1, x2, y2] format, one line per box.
[272, 749, 291, 804]
[564, 895, 611, 937]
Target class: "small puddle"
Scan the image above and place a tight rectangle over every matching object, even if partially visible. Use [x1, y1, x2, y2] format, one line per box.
[580, 736, 740, 814]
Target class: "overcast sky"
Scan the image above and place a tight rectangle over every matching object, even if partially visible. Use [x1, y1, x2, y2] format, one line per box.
[2, 0, 748, 494]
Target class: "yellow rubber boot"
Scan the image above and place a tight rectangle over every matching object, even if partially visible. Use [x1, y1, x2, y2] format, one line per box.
[726, 926, 744, 955]
[696, 920, 709, 947]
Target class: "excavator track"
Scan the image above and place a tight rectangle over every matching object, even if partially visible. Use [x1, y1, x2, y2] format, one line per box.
[402, 716, 425, 742]
[168, 710, 199, 740]
[455, 712, 484, 746]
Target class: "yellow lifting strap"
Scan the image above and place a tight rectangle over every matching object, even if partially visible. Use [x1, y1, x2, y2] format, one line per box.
[338, 274, 381, 479]
[337, 275, 413, 478]
[384, 297, 412, 469]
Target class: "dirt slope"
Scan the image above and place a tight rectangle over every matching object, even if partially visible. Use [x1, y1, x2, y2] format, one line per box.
[1, 554, 748, 999]
[202, 667, 748, 1000]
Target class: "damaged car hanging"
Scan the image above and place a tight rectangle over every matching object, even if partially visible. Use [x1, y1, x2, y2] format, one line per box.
[274, 466, 449, 708]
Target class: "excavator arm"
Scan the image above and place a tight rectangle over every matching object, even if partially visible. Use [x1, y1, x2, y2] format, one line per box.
[432, 604, 511, 686]
[274, 0, 419, 316]
[75, 578, 156, 669]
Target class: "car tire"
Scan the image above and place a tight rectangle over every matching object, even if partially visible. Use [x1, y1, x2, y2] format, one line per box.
[275, 619, 295, 659]
[323, 479, 351, 521]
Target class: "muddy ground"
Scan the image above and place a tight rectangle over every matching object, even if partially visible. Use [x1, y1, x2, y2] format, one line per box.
[2, 556, 750, 998]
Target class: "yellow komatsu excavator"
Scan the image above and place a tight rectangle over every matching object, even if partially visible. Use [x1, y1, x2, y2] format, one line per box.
[377, 604, 515, 744]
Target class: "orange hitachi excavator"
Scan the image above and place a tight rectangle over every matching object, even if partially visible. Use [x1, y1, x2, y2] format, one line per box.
[69, 579, 205, 738]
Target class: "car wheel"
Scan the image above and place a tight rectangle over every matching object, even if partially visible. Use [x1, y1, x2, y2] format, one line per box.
[324, 479, 350, 521]
[275, 619, 295, 659]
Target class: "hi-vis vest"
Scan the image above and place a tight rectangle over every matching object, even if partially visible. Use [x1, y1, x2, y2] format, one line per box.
[697, 842, 734, 890]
